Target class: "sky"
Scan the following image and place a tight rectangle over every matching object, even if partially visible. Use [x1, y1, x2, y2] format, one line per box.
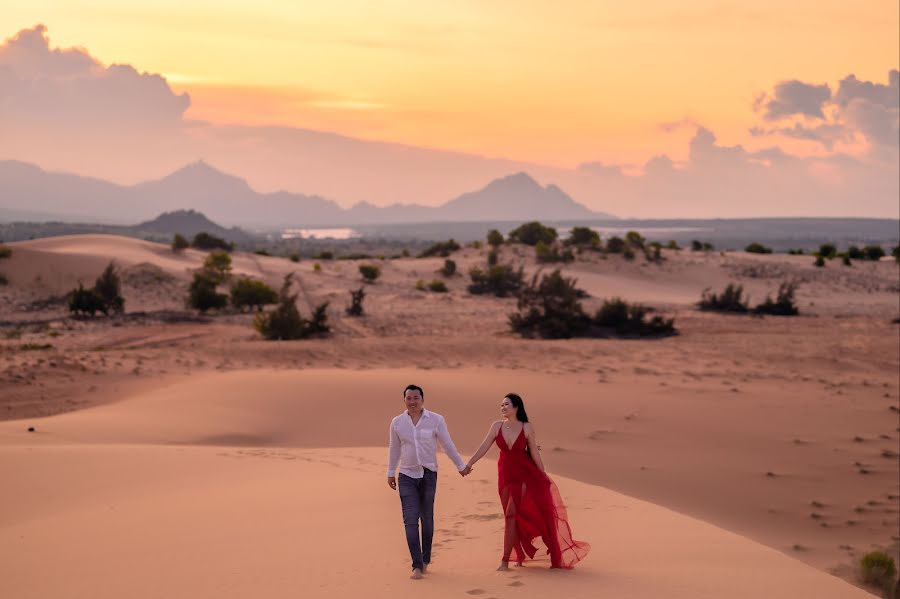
[0, 2, 898, 217]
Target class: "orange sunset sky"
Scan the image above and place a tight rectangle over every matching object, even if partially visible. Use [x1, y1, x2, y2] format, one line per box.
[0, 1, 898, 216]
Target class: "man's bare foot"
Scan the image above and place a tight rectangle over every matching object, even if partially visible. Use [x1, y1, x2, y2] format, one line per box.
[410, 568, 423, 580]
[497, 561, 509, 571]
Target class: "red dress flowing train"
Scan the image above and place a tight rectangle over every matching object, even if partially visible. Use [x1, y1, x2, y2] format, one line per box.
[496, 427, 590, 569]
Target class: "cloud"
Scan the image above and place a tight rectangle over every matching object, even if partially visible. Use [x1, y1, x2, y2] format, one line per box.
[576, 161, 625, 177]
[759, 79, 831, 121]
[749, 122, 850, 151]
[0, 24, 190, 130]
[834, 70, 899, 108]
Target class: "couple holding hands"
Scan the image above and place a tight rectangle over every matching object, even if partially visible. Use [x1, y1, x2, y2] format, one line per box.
[387, 384, 590, 580]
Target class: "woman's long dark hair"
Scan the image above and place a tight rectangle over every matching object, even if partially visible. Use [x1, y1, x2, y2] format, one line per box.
[505, 393, 529, 423]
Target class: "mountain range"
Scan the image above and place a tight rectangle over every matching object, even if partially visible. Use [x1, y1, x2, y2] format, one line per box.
[0, 160, 614, 228]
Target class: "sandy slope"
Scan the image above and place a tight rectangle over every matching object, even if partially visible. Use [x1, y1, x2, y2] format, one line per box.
[0, 411, 874, 598]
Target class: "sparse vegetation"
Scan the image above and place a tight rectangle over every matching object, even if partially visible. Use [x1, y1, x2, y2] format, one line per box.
[893, 245, 900, 262]
[814, 255, 826, 267]
[818, 243, 837, 259]
[315, 251, 334, 260]
[191, 232, 233, 252]
[535, 240, 574, 263]
[745, 242, 773, 254]
[666, 240, 681, 250]
[68, 261, 125, 316]
[864, 245, 886, 261]
[842, 254, 852, 267]
[625, 231, 645, 249]
[788, 248, 805, 255]
[487, 229, 504, 247]
[19, 343, 53, 351]
[754, 282, 799, 316]
[847, 245, 865, 260]
[698, 284, 750, 313]
[415, 279, 427, 291]
[467, 264, 524, 297]
[171, 233, 189, 251]
[289, 254, 300, 262]
[860, 551, 896, 594]
[253, 274, 330, 340]
[440, 259, 457, 277]
[487, 249, 499, 266]
[68, 284, 106, 316]
[508, 269, 675, 339]
[419, 239, 461, 258]
[203, 251, 233, 285]
[359, 264, 381, 283]
[187, 271, 228, 313]
[508, 221, 557, 246]
[346, 287, 365, 316]
[0, 244, 12, 258]
[428, 279, 448, 293]
[566, 226, 600, 248]
[230, 278, 278, 312]
[691, 240, 714, 251]
[0, 273, 6, 286]
[606, 236, 626, 254]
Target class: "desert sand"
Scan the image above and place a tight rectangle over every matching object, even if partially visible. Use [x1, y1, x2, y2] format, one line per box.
[1, 234, 898, 597]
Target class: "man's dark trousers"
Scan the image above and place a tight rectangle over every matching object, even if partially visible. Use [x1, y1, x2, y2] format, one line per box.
[398, 468, 437, 571]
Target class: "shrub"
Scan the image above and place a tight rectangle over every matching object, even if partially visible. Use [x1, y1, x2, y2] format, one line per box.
[842, 254, 852, 267]
[863, 245, 886, 261]
[593, 298, 676, 337]
[508, 221, 557, 246]
[847, 245, 865, 260]
[666, 240, 681, 250]
[788, 248, 805, 255]
[623, 247, 635, 261]
[698, 284, 749, 313]
[0, 245, 11, 259]
[338, 253, 372, 260]
[754, 282, 799, 316]
[0, 273, 6, 286]
[415, 279, 427, 291]
[818, 243, 837, 259]
[860, 551, 896, 592]
[645, 244, 663, 263]
[346, 287, 365, 316]
[606, 236, 626, 254]
[188, 271, 228, 313]
[509, 270, 590, 338]
[254, 249, 271, 256]
[814, 255, 826, 267]
[315, 251, 334, 260]
[253, 274, 330, 339]
[419, 239, 461, 258]
[440, 259, 457, 277]
[171, 233, 189, 252]
[313, 262, 322, 272]
[893, 246, 900, 262]
[93, 262, 125, 314]
[745, 242, 773, 254]
[487, 229, 504, 247]
[625, 231, 645, 248]
[203, 251, 233, 285]
[566, 227, 600, 247]
[691, 240, 703, 251]
[230, 278, 278, 311]
[359, 264, 381, 283]
[487, 249, 499, 266]
[68, 284, 106, 316]
[536, 240, 574, 263]
[468, 264, 525, 297]
[192, 232, 233, 251]
[289, 254, 300, 263]
[703, 242, 714, 251]
[428, 280, 448, 293]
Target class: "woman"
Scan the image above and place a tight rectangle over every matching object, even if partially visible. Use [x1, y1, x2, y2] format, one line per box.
[465, 393, 590, 570]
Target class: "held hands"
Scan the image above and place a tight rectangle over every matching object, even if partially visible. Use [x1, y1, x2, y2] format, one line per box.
[459, 464, 473, 477]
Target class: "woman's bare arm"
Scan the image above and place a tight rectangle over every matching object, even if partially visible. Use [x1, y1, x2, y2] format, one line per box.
[525, 423, 546, 472]
[466, 422, 502, 469]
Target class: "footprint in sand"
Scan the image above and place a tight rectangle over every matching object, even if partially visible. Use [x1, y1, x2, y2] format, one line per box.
[465, 590, 487, 596]
[508, 580, 525, 586]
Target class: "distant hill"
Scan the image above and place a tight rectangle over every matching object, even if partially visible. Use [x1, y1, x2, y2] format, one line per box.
[136, 209, 253, 242]
[0, 160, 615, 227]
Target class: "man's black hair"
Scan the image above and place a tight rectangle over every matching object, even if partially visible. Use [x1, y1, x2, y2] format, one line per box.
[404, 384, 424, 398]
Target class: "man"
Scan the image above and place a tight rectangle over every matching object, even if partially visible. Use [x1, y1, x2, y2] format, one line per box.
[387, 384, 471, 580]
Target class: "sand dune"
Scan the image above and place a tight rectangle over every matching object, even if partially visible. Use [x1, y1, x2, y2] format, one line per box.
[0, 381, 875, 599]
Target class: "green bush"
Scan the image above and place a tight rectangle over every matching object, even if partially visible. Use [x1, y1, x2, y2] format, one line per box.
[188, 271, 228, 313]
[698, 284, 749, 313]
[428, 279, 448, 293]
[359, 264, 381, 283]
[93, 262, 125, 314]
[863, 245, 886, 261]
[566, 227, 600, 247]
[191, 232, 233, 251]
[593, 298, 676, 337]
[625, 231, 645, 248]
[315, 251, 334, 260]
[440, 259, 457, 277]
[842, 254, 852, 267]
[788, 248, 805, 255]
[691, 240, 714, 251]
[253, 274, 330, 339]
[171, 233, 189, 252]
[289, 254, 300, 263]
[254, 249, 271, 256]
[0, 273, 7, 286]
[814, 255, 826, 267]
[0, 245, 11, 259]
[415, 279, 427, 291]
[606, 236, 626, 254]
[818, 243, 837, 259]
[508, 221, 558, 246]
[487, 249, 499, 266]
[847, 245, 865, 259]
[487, 229, 504, 247]
[509, 270, 590, 338]
[230, 278, 278, 312]
[754, 282, 799, 316]
[860, 551, 896, 592]
[68, 284, 106, 316]
[893, 246, 900, 262]
[338, 253, 372, 260]
[468, 264, 524, 297]
[536, 240, 574, 263]
[346, 287, 365, 316]
[313, 262, 322, 272]
[623, 247, 635, 261]
[666, 240, 681, 250]
[645, 244, 663, 263]
[203, 251, 232, 284]
[419, 239, 461, 258]
[745, 242, 773, 254]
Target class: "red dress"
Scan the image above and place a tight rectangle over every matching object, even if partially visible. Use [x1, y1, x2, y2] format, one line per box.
[496, 426, 590, 569]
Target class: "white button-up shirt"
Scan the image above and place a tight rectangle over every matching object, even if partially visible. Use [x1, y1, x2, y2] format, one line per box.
[387, 409, 467, 478]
